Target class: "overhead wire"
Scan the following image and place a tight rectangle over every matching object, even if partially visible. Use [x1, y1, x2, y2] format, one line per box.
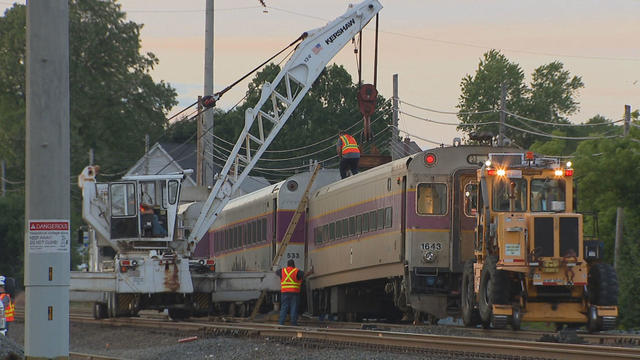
[399, 99, 497, 116]
[505, 110, 624, 127]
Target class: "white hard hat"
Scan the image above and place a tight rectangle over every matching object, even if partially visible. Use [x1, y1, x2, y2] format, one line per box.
[0, 276, 5, 286]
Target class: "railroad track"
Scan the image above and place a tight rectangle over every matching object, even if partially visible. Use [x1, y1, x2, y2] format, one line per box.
[14, 309, 640, 359]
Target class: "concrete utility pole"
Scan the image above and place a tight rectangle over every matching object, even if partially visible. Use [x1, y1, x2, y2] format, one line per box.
[1, 160, 5, 197]
[196, 96, 204, 186]
[624, 104, 631, 137]
[144, 134, 150, 174]
[88, 148, 94, 166]
[391, 74, 400, 160]
[203, 0, 215, 186]
[499, 82, 506, 147]
[25, 1, 70, 358]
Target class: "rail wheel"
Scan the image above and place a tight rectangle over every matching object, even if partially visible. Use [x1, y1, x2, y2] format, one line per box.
[511, 306, 521, 330]
[93, 302, 107, 319]
[461, 259, 481, 327]
[478, 256, 510, 327]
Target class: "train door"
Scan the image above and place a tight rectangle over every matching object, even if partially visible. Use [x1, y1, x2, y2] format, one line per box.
[452, 170, 477, 273]
[271, 198, 277, 261]
[401, 176, 407, 261]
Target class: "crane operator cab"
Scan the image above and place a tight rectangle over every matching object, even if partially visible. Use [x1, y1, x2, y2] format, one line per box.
[109, 172, 190, 242]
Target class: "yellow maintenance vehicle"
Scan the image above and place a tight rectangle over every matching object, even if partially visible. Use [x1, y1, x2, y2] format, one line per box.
[461, 152, 618, 331]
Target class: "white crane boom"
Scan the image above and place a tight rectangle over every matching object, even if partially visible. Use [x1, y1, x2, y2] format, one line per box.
[187, 0, 382, 250]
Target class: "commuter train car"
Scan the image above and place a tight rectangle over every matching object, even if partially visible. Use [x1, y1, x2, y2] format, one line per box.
[204, 170, 341, 273]
[306, 145, 516, 322]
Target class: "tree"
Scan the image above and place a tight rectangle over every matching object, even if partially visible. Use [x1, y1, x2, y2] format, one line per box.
[457, 50, 584, 148]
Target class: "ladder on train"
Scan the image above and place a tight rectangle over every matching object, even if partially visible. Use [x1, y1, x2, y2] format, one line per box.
[249, 163, 321, 320]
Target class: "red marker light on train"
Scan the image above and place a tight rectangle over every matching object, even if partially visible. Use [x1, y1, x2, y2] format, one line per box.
[487, 169, 497, 176]
[424, 153, 436, 166]
[564, 169, 574, 176]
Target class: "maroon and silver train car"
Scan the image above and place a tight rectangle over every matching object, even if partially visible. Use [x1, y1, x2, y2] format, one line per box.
[205, 170, 340, 273]
[307, 145, 515, 321]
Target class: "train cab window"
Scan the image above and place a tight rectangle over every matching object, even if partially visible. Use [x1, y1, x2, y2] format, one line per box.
[493, 178, 527, 212]
[168, 180, 178, 205]
[349, 217, 356, 236]
[335, 220, 342, 239]
[384, 207, 392, 228]
[356, 215, 362, 234]
[369, 211, 377, 230]
[417, 183, 447, 215]
[531, 178, 566, 212]
[329, 222, 335, 241]
[362, 212, 369, 233]
[377, 209, 385, 230]
[110, 183, 136, 217]
[464, 183, 478, 217]
[261, 219, 267, 242]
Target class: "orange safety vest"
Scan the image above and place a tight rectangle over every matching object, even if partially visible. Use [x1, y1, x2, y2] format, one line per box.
[340, 134, 360, 155]
[280, 267, 302, 293]
[0, 293, 13, 322]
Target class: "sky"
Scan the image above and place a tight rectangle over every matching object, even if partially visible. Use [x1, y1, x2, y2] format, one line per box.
[2, 0, 639, 149]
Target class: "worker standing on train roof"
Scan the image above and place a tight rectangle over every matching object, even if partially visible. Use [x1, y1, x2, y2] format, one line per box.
[0, 276, 14, 334]
[275, 260, 312, 326]
[337, 130, 360, 179]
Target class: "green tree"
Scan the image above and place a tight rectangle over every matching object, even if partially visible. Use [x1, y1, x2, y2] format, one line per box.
[457, 50, 584, 148]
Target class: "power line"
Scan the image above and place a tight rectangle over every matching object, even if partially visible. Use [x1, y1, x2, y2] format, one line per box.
[399, 99, 496, 116]
[505, 110, 624, 127]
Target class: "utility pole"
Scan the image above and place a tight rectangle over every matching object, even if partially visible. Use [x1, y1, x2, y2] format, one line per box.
[25, 1, 70, 358]
[499, 82, 506, 147]
[615, 207, 623, 270]
[1, 160, 5, 197]
[391, 74, 400, 160]
[624, 104, 631, 137]
[203, 0, 215, 186]
[196, 96, 204, 186]
[88, 148, 94, 166]
[144, 134, 150, 175]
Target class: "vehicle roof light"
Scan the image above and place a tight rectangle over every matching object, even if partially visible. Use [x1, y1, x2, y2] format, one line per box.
[554, 169, 563, 176]
[485, 160, 492, 167]
[566, 161, 572, 168]
[565, 169, 574, 176]
[496, 169, 506, 177]
[526, 151, 534, 160]
[424, 153, 437, 166]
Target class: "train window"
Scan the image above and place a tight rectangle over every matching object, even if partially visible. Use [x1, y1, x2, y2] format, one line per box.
[253, 221, 258, 243]
[493, 178, 527, 212]
[323, 224, 329, 243]
[314, 227, 321, 244]
[356, 215, 362, 234]
[464, 183, 478, 217]
[342, 219, 349, 237]
[531, 179, 566, 212]
[236, 226, 241, 248]
[385, 207, 392, 228]
[261, 219, 267, 242]
[362, 212, 369, 233]
[369, 211, 377, 230]
[417, 183, 447, 215]
[336, 220, 342, 239]
[377, 209, 385, 230]
[349, 217, 356, 236]
[329, 222, 335, 241]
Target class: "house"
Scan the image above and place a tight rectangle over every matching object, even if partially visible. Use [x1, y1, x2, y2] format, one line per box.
[125, 142, 270, 197]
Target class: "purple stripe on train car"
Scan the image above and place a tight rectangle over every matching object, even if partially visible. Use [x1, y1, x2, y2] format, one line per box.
[277, 210, 306, 244]
[406, 192, 450, 229]
[209, 214, 276, 256]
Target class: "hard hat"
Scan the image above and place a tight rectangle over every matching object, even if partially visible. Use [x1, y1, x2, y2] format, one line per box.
[0, 276, 5, 286]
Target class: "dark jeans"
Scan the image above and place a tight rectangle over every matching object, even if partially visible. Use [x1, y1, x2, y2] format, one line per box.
[339, 157, 359, 179]
[279, 292, 299, 325]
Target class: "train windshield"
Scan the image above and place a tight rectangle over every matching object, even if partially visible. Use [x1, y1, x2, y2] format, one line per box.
[530, 178, 566, 212]
[417, 183, 447, 215]
[492, 178, 527, 212]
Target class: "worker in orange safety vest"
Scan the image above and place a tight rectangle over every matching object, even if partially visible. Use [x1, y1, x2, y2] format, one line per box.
[0, 276, 14, 334]
[336, 130, 360, 179]
[275, 260, 312, 326]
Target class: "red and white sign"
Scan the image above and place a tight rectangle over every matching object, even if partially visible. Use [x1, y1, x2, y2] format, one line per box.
[28, 220, 70, 253]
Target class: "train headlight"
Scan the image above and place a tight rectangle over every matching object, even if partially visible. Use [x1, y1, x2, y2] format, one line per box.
[554, 169, 563, 177]
[423, 251, 437, 263]
[496, 169, 506, 177]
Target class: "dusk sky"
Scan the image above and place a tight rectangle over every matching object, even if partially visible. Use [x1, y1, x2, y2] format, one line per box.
[3, 0, 639, 148]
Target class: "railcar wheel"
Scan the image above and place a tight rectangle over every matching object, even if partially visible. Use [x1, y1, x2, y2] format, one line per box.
[511, 307, 521, 331]
[93, 302, 107, 319]
[461, 260, 481, 326]
[588, 264, 618, 306]
[478, 256, 509, 326]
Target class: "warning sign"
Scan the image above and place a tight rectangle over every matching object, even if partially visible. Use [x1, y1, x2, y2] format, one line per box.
[28, 220, 70, 253]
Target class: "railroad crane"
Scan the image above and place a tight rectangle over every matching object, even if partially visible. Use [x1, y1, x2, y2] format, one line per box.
[461, 152, 618, 331]
[74, 0, 383, 318]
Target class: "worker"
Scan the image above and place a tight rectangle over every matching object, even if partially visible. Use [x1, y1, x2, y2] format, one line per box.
[0, 276, 14, 334]
[275, 260, 312, 326]
[336, 130, 360, 179]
